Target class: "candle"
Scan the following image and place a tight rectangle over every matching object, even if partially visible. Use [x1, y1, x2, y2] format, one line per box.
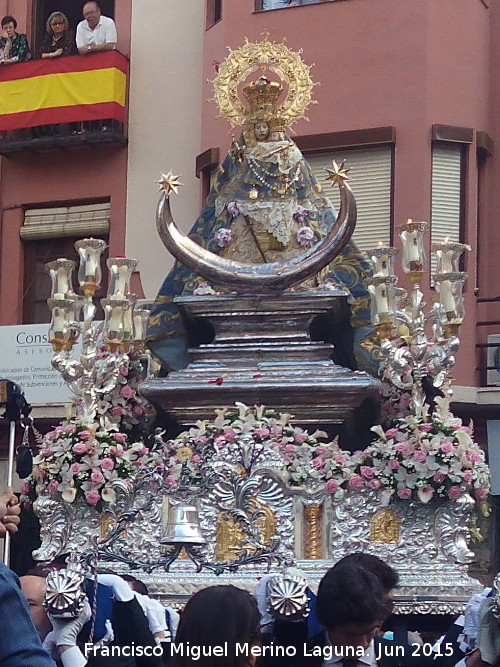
[116, 265, 129, 297]
[56, 268, 70, 295]
[52, 306, 66, 333]
[368, 283, 389, 314]
[372, 243, 391, 277]
[439, 280, 456, 315]
[401, 230, 420, 262]
[84, 248, 99, 282]
[108, 305, 123, 334]
[123, 304, 133, 341]
[134, 313, 144, 340]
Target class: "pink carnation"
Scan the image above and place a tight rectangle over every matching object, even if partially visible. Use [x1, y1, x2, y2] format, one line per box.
[100, 458, 115, 471]
[120, 385, 135, 400]
[420, 423, 433, 432]
[42, 448, 54, 457]
[91, 470, 104, 484]
[397, 488, 412, 500]
[368, 478, 381, 491]
[254, 427, 270, 438]
[315, 446, 328, 456]
[85, 490, 101, 505]
[447, 485, 462, 500]
[385, 428, 398, 438]
[325, 479, 339, 494]
[294, 434, 307, 444]
[70, 463, 81, 474]
[113, 433, 127, 444]
[360, 466, 375, 480]
[72, 442, 87, 455]
[20, 481, 31, 495]
[440, 442, 454, 454]
[223, 429, 237, 442]
[348, 474, 364, 491]
[284, 444, 297, 452]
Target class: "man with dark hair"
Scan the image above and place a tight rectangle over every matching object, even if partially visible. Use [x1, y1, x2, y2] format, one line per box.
[0, 15, 31, 63]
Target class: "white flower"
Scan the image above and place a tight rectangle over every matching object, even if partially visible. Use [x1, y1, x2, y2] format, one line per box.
[101, 487, 117, 503]
[61, 487, 77, 503]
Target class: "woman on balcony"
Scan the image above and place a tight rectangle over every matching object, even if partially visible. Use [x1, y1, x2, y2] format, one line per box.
[0, 15, 31, 64]
[39, 12, 76, 59]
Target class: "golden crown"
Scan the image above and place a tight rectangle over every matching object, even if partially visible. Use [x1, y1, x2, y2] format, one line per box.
[242, 77, 283, 122]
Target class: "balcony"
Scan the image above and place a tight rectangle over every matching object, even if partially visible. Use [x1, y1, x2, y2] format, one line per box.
[0, 51, 128, 155]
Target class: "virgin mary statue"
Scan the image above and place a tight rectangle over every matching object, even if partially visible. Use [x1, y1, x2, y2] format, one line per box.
[147, 36, 378, 375]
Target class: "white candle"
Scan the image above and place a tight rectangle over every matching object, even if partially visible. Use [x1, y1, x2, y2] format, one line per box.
[368, 283, 389, 314]
[56, 268, 69, 295]
[123, 305, 133, 340]
[438, 244, 454, 273]
[401, 230, 420, 262]
[108, 306, 123, 334]
[52, 307, 66, 333]
[84, 248, 99, 281]
[134, 313, 144, 340]
[439, 280, 456, 315]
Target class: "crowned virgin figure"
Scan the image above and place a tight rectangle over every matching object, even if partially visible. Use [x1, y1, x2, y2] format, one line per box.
[147, 35, 378, 375]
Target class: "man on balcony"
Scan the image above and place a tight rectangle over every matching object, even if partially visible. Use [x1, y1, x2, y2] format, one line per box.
[0, 15, 32, 64]
[76, 1, 117, 55]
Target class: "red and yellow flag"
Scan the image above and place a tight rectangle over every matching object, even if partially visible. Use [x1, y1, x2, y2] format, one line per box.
[0, 51, 128, 131]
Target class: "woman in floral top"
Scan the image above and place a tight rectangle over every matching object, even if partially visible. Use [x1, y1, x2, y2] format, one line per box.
[0, 15, 32, 64]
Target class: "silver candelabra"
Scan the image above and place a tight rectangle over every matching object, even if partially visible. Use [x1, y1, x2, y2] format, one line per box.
[366, 221, 470, 417]
[46, 238, 149, 424]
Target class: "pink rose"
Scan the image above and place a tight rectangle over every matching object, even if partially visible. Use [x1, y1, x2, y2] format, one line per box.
[335, 454, 347, 466]
[388, 459, 400, 470]
[420, 422, 433, 432]
[91, 470, 104, 484]
[413, 450, 427, 463]
[475, 486, 488, 500]
[433, 471, 445, 483]
[100, 458, 115, 471]
[194, 436, 208, 445]
[397, 488, 412, 500]
[48, 480, 59, 493]
[20, 481, 31, 495]
[360, 466, 374, 480]
[79, 430, 93, 440]
[223, 429, 237, 442]
[164, 475, 176, 487]
[42, 448, 54, 457]
[311, 457, 325, 469]
[65, 424, 77, 434]
[315, 446, 328, 456]
[110, 406, 123, 417]
[113, 433, 127, 444]
[385, 428, 398, 438]
[294, 434, 307, 444]
[401, 393, 412, 407]
[325, 479, 339, 494]
[348, 474, 364, 491]
[284, 444, 297, 452]
[440, 442, 454, 454]
[120, 366, 129, 377]
[466, 450, 481, 463]
[368, 478, 381, 491]
[72, 442, 87, 455]
[462, 470, 474, 484]
[133, 405, 146, 417]
[137, 447, 149, 457]
[447, 485, 462, 500]
[85, 490, 101, 505]
[254, 427, 270, 438]
[394, 443, 409, 453]
[70, 463, 81, 474]
[120, 385, 135, 400]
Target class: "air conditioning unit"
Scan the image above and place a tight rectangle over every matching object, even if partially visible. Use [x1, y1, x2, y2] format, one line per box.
[487, 334, 500, 386]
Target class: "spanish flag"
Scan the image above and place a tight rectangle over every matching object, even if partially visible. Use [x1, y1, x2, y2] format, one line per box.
[0, 51, 128, 131]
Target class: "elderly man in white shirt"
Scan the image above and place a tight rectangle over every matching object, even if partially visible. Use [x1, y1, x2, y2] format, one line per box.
[76, 1, 116, 55]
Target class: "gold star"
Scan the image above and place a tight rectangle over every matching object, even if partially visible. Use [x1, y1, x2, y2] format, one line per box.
[325, 160, 351, 187]
[157, 171, 183, 196]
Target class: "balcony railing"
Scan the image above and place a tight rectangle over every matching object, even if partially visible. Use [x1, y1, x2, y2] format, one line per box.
[0, 51, 128, 155]
[476, 296, 500, 387]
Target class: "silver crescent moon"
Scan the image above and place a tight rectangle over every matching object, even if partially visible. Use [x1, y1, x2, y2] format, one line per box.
[156, 183, 356, 291]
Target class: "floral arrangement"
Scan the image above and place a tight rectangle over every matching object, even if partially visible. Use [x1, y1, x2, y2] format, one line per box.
[160, 403, 350, 498]
[21, 422, 154, 507]
[350, 396, 489, 504]
[96, 353, 155, 442]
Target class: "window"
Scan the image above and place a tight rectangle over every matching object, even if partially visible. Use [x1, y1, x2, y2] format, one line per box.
[306, 146, 393, 253]
[430, 143, 464, 274]
[32, 0, 115, 55]
[206, 0, 222, 28]
[21, 202, 110, 323]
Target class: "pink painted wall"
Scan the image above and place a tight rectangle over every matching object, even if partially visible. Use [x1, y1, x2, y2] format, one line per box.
[201, 0, 492, 386]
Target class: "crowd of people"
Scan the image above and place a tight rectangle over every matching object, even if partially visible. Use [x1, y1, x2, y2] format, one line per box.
[0, 1, 116, 65]
[0, 479, 497, 667]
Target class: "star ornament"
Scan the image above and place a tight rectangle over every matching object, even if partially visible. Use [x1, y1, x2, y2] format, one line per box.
[157, 171, 183, 196]
[325, 160, 351, 187]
